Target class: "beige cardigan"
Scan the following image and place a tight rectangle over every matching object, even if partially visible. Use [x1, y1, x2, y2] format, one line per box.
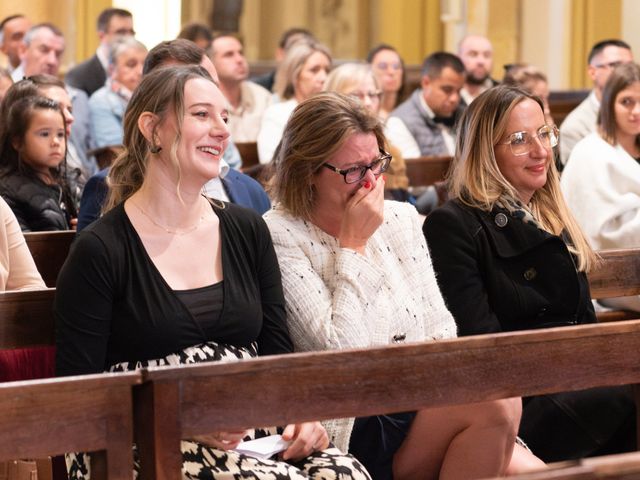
[0, 197, 46, 291]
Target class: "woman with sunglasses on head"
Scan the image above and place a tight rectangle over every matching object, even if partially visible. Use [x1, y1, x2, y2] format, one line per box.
[265, 92, 532, 480]
[424, 85, 635, 462]
[561, 63, 640, 312]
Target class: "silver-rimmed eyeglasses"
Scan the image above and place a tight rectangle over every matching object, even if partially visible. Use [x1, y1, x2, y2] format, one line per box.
[497, 125, 559, 156]
[323, 150, 392, 184]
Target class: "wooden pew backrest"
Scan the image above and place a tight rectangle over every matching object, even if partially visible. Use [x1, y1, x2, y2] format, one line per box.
[134, 320, 640, 479]
[0, 288, 55, 350]
[24, 231, 75, 288]
[0, 372, 140, 480]
[405, 155, 452, 187]
[588, 249, 640, 299]
[236, 142, 259, 169]
[549, 89, 590, 127]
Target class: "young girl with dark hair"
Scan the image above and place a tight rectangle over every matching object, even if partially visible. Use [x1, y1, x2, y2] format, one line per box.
[0, 96, 77, 231]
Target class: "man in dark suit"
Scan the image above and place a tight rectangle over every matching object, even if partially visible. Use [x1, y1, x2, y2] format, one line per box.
[65, 8, 134, 97]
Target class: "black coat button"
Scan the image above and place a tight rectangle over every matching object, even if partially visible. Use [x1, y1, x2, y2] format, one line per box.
[524, 267, 537, 280]
[495, 213, 508, 227]
[392, 333, 407, 343]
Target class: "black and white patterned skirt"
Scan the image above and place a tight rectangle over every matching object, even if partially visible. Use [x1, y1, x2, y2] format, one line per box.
[65, 341, 371, 480]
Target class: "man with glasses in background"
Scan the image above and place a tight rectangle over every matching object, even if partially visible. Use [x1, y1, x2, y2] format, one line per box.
[560, 39, 633, 165]
[66, 7, 135, 97]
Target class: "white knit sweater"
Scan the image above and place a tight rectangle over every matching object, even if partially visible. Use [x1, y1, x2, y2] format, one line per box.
[264, 200, 457, 450]
[561, 132, 640, 250]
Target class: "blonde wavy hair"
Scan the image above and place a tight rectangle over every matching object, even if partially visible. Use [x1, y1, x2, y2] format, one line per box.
[324, 62, 380, 94]
[273, 41, 331, 100]
[104, 65, 213, 211]
[449, 85, 597, 272]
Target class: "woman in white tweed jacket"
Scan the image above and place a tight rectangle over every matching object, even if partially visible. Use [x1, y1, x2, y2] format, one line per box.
[263, 92, 523, 480]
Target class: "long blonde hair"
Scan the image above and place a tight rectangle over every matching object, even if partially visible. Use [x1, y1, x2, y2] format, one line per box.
[104, 65, 213, 211]
[449, 85, 597, 272]
[273, 41, 331, 100]
[324, 62, 379, 94]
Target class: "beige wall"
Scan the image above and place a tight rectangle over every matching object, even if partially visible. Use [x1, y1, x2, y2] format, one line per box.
[520, 0, 573, 89]
[236, 0, 442, 64]
[0, 0, 89, 72]
[622, 0, 640, 59]
[0, 0, 629, 90]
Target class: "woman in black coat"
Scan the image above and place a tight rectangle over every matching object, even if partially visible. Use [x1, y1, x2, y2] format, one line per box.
[424, 85, 635, 462]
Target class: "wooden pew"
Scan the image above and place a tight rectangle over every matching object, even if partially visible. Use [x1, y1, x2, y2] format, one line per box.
[24, 231, 75, 288]
[0, 288, 56, 350]
[494, 450, 640, 479]
[0, 373, 140, 480]
[549, 90, 590, 127]
[588, 249, 640, 322]
[133, 320, 640, 480]
[236, 142, 260, 169]
[405, 155, 452, 187]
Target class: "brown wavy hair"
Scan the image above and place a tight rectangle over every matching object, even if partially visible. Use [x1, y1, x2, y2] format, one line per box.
[104, 64, 213, 211]
[598, 62, 640, 149]
[272, 92, 385, 220]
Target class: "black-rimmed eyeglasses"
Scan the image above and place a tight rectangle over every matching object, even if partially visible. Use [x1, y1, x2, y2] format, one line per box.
[496, 125, 559, 156]
[323, 150, 392, 184]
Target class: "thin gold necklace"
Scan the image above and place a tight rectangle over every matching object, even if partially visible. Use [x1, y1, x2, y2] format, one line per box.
[132, 200, 206, 235]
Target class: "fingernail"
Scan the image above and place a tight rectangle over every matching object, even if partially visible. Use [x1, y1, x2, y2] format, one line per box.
[364, 181, 371, 189]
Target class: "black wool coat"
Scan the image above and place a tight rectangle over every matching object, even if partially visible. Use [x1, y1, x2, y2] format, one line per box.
[423, 198, 596, 336]
[0, 172, 71, 232]
[423, 199, 636, 463]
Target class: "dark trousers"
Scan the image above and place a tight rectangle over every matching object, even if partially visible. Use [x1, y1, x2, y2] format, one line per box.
[519, 385, 636, 462]
[349, 412, 416, 480]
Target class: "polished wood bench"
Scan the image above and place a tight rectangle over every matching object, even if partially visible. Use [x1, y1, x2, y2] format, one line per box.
[493, 450, 640, 479]
[405, 155, 452, 187]
[0, 372, 140, 480]
[0, 288, 56, 350]
[133, 320, 640, 480]
[549, 89, 590, 127]
[236, 142, 259, 169]
[24, 231, 75, 287]
[588, 249, 640, 322]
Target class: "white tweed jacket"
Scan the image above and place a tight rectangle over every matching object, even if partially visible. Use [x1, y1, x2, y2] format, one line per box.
[264, 200, 457, 450]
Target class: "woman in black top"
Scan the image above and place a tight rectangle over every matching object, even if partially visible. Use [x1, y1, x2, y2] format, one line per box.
[55, 65, 370, 480]
[424, 85, 635, 462]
